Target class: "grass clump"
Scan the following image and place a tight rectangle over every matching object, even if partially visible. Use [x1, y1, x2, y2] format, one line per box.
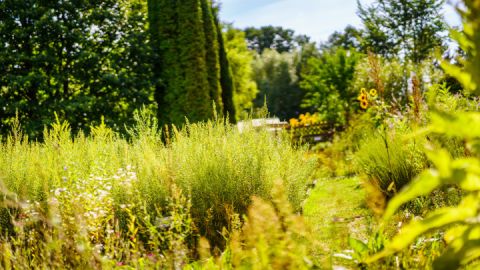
[0, 110, 317, 267]
[187, 180, 316, 269]
[354, 123, 427, 199]
[168, 119, 316, 247]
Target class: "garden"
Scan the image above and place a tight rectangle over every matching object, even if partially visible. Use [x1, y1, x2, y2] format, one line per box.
[1, 0, 480, 269]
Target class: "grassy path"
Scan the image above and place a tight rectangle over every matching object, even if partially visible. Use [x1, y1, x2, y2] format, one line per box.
[303, 177, 373, 268]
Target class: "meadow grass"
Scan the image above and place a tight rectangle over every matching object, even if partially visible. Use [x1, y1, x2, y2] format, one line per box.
[303, 176, 372, 268]
[0, 112, 318, 268]
[354, 124, 427, 198]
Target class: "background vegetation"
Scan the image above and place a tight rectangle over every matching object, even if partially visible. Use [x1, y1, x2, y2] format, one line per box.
[2, 0, 480, 269]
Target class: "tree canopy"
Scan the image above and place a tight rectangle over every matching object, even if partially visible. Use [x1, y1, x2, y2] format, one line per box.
[0, 0, 154, 137]
[357, 0, 446, 63]
[244, 26, 310, 54]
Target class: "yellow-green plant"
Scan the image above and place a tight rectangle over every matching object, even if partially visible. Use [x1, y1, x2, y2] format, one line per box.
[368, 1, 480, 268]
[441, 0, 480, 96]
[355, 121, 427, 198]
[0, 108, 317, 267]
[185, 180, 316, 270]
[367, 113, 480, 269]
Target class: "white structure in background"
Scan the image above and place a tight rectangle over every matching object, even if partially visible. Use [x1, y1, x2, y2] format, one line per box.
[237, 118, 288, 134]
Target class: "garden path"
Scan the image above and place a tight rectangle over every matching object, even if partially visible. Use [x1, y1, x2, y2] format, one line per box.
[303, 177, 373, 268]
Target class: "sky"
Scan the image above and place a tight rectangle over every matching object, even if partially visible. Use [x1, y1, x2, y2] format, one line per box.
[219, 0, 462, 44]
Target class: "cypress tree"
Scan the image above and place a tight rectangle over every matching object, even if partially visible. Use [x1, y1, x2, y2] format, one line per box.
[147, 0, 182, 124]
[176, 0, 212, 123]
[148, 0, 217, 125]
[213, 5, 237, 123]
[201, 0, 223, 114]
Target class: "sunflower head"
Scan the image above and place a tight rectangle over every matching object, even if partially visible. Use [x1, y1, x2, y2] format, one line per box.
[369, 88, 377, 97]
[357, 93, 368, 101]
[360, 100, 368, 109]
[360, 88, 367, 95]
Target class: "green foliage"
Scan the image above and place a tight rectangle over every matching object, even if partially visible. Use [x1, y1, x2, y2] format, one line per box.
[441, 0, 480, 95]
[149, 0, 222, 126]
[358, 0, 446, 63]
[212, 6, 236, 123]
[223, 26, 259, 120]
[0, 178, 194, 269]
[252, 49, 304, 120]
[186, 181, 316, 269]
[353, 53, 444, 106]
[367, 119, 480, 269]
[368, 2, 480, 268]
[0, 111, 317, 261]
[321, 25, 364, 51]
[355, 122, 427, 198]
[300, 48, 361, 125]
[354, 56, 408, 104]
[0, 0, 155, 138]
[244, 26, 310, 54]
[168, 119, 316, 247]
[174, 0, 212, 123]
[201, 0, 223, 113]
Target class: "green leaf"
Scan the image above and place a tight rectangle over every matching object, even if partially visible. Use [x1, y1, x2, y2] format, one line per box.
[425, 148, 451, 178]
[440, 62, 475, 93]
[433, 226, 480, 270]
[369, 196, 479, 263]
[383, 169, 441, 220]
[348, 236, 369, 258]
[451, 158, 480, 191]
[430, 112, 480, 140]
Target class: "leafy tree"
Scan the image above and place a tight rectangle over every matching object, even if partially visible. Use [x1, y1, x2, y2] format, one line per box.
[300, 48, 360, 125]
[201, 0, 222, 113]
[252, 49, 303, 120]
[357, 0, 447, 63]
[321, 25, 364, 51]
[223, 26, 258, 120]
[0, 0, 154, 137]
[148, 0, 216, 125]
[244, 26, 309, 54]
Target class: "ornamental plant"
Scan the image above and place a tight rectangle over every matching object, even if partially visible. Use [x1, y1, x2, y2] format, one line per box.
[289, 112, 323, 128]
[357, 88, 378, 110]
[368, 1, 480, 268]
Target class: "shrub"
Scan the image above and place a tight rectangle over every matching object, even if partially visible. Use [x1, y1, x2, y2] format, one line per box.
[166, 119, 316, 247]
[368, 1, 480, 268]
[355, 122, 427, 198]
[186, 181, 316, 269]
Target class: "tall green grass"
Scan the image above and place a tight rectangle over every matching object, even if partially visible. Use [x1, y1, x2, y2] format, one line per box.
[354, 123, 427, 198]
[0, 111, 317, 268]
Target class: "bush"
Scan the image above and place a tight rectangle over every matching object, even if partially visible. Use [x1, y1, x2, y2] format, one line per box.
[166, 119, 316, 247]
[186, 181, 316, 269]
[354, 122, 427, 198]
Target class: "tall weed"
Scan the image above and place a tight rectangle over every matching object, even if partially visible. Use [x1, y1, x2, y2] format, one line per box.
[0, 110, 317, 267]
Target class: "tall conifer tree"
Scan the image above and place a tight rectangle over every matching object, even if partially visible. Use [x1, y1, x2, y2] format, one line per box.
[201, 0, 223, 114]
[148, 0, 221, 125]
[175, 0, 212, 123]
[212, 4, 236, 123]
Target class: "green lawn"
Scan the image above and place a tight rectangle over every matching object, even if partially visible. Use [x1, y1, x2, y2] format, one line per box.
[303, 177, 373, 268]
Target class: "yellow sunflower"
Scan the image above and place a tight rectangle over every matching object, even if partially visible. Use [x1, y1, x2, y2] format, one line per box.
[360, 100, 368, 109]
[369, 88, 377, 97]
[357, 93, 368, 101]
[360, 88, 367, 95]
